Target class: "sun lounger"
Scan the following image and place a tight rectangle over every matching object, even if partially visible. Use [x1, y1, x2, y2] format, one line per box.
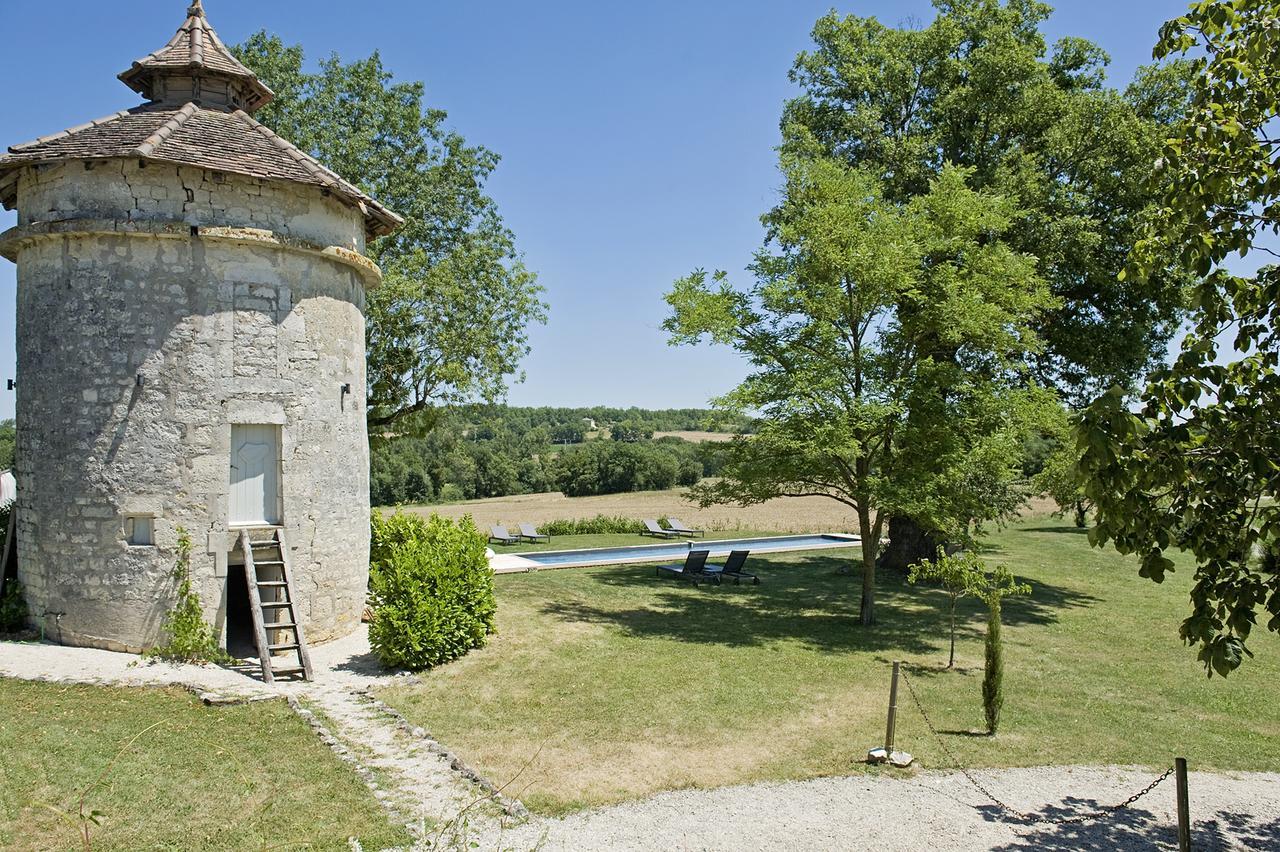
[656, 550, 717, 585]
[488, 525, 520, 545]
[518, 522, 550, 543]
[641, 519, 681, 539]
[666, 518, 705, 537]
[707, 550, 758, 585]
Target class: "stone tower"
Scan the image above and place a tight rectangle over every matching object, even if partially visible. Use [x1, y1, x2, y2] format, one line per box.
[0, 1, 401, 652]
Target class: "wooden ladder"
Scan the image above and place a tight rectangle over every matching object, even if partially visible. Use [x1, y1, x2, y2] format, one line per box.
[238, 528, 312, 684]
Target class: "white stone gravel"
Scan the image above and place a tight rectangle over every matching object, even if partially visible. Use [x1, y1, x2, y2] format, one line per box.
[480, 766, 1280, 851]
[5, 635, 1278, 851]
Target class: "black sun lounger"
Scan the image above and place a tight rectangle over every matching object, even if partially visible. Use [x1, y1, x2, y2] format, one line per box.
[707, 550, 758, 585]
[656, 550, 716, 585]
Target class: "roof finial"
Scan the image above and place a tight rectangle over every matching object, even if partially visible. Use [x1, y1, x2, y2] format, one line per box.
[187, 0, 205, 17]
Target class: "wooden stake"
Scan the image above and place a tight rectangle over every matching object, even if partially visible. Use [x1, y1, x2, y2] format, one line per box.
[885, 661, 900, 753]
[1176, 757, 1191, 852]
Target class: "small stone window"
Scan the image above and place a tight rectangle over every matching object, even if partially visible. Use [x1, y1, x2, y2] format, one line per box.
[124, 515, 155, 547]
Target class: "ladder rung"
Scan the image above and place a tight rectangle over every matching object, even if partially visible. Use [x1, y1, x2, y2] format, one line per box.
[268, 642, 300, 652]
[263, 621, 297, 630]
[261, 601, 293, 609]
[257, 580, 288, 588]
[272, 664, 306, 675]
[254, 560, 285, 568]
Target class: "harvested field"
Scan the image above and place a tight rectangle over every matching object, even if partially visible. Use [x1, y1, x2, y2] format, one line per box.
[403, 489, 855, 533]
[652, 430, 737, 443]
[396, 488, 1059, 533]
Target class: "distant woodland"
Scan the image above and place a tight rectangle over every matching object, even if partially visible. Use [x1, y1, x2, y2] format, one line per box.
[370, 406, 751, 506]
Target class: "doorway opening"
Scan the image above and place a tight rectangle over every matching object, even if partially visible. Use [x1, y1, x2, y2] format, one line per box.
[225, 565, 257, 659]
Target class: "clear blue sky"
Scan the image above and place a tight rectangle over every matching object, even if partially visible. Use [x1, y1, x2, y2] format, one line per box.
[0, 0, 1196, 420]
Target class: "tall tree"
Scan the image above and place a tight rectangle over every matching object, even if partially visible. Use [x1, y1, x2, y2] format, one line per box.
[665, 159, 1057, 624]
[782, 1, 1193, 567]
[233, 35, 546, 432]
[785, 1, 1190, 401]
[1078, 0, 1280, 676]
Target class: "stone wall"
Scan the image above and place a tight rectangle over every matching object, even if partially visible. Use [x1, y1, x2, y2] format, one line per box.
[2, 159, 375, 652]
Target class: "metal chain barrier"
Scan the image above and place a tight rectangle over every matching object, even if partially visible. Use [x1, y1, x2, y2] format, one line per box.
[898, 669, 1175, 826]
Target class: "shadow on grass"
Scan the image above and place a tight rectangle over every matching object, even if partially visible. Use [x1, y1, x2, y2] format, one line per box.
[536, 552, 1098, 654]
[1017, 526, 1090, 536]
[987, 804, 1279, 851]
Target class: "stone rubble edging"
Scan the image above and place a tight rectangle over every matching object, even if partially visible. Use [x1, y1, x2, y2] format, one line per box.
[357, 689, 530, 820]
[284, 695, 413, 832]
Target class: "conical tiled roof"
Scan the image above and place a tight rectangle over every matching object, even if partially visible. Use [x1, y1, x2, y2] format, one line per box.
[119, 0, 274, 111]
[0, 2, 402, 239]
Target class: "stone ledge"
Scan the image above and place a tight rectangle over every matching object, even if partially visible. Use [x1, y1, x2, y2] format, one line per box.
[0, 217, 383, 287]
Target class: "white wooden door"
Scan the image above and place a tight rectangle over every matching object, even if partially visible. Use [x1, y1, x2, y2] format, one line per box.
[230, 424, 280, 526]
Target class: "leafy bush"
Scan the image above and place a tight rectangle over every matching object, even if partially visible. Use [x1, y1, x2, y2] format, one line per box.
[146, 528, 231, 664]
[367, 511, 496, 671]
[538, 515, 650, 536]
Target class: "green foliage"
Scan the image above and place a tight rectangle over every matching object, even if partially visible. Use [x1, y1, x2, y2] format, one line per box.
[0, 419, 13, 470]
[367, 512, 496, 671]
[984, 597, 1005, 735]
[0, 579, 27, 633]
[1031, 407, 1092, 527]
[610, 420, 655, 443]
[973, 563, 1031, 734]
[908, 549, 989, 668]
[665, 159, 1059, 624]
[232, 36, 547, 432]
[1079, 0, 1280, 676]
[537, 516, 648, 537]
[551, 440, 703, 497]
[146, 528, 231, 665]
[784, 1, 1193, 404]
[370, 405, 736, 505]
[1034, 442, 1092, 528]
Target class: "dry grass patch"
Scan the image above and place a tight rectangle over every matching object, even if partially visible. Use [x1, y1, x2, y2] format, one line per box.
[401, 487, 863, 533]
[396, 487, 1062, 534]
[652, 430, 737, 443]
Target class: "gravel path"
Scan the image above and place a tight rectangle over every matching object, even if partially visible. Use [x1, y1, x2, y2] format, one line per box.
[481, 766, 1280, 851]
[4, 636, 1277, 851]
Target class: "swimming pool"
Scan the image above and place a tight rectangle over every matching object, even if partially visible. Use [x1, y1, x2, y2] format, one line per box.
[490, 533, 861, 573]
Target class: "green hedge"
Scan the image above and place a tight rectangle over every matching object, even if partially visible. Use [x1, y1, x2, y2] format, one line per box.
[367, 511, 496, 671]
[538, 515, 651, 536]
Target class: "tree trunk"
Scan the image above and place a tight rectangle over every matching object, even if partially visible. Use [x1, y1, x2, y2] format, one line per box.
[858, 509, 877, 626]
[1073, 501, 1087, 528]
[878, 515, 946, 573]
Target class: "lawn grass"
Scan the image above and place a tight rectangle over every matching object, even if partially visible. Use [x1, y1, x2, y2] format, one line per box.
[379, 518, 1280, 815]
[0, 680, 409, 851]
